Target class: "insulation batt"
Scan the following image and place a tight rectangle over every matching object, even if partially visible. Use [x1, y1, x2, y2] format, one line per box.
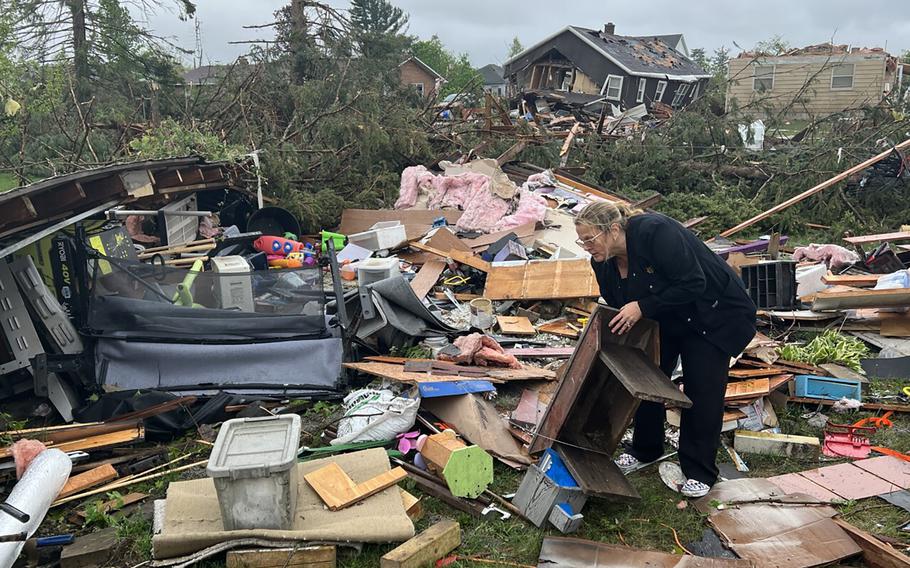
[439, 333, 522, 369]
[11, 439, 47, 479]
[793, 244, 860, 270]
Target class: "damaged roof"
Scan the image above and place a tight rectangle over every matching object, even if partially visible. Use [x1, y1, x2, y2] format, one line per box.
[735, 42, 892, 58]
[568, 26, 708, 79]
[505, 26, 709, 81]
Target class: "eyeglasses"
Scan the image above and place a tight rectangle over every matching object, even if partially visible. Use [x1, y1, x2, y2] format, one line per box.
[575, 231, 603, 247]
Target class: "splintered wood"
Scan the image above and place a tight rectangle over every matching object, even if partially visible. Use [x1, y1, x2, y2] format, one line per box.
[58, 464, 119, 498]
[483, 259, 600, 300]
[304, 462, 406, 511]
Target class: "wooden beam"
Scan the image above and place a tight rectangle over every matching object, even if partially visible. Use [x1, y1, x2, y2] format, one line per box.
[409, 259, 446, 300]
[721, 138, 910, 237]
[380, 520, 461, 568]
[834, 518, 910, 568]
[303, 463, 407, 511]
[226, 546, 336, 568]
[844, 231, 910, 245]
[409, 241, 490, 272]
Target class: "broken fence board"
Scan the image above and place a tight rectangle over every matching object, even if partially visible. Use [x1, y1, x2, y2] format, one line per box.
[483, 259, 600, 300]
[409, 259, 446, 300]
[409, 241, 490, 272]
[58, 464, 119, 499]
[304, 462, 406, 511]
[225, 546, 337, 568]
[379, 520, 461, 568]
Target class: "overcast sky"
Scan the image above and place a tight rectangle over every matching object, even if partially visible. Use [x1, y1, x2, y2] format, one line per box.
[142, 0, 910, 68]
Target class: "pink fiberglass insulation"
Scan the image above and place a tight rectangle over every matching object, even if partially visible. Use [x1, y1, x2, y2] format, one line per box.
[793, 244, 860, 270]
[11, 439, 47, 479]
[493, 188, 548, 232]
[440, 333, 521, 369]
[426, 173, 510, 232]
[395, 165, 436, 209]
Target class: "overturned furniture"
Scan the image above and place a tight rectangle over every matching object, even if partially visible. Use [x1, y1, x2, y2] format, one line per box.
[528, 305, 691, 501]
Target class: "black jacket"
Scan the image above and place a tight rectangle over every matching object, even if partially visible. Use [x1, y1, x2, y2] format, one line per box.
[591, 213, 757, 357]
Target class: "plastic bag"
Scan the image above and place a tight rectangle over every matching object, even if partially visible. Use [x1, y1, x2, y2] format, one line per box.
[331, 388, 419, 445]
[874, 269, 910, 312]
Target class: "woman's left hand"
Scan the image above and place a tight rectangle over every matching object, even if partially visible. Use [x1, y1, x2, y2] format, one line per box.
[610, 301, 642, 335]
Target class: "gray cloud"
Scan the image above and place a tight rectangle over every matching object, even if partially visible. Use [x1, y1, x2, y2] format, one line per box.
[142, 0, 910, 67]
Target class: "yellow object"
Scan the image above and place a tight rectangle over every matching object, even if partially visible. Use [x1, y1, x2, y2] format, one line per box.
[902, 386, 910, 398]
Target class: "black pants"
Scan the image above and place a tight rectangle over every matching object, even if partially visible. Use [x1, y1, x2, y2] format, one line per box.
[627, 328, 729, 485]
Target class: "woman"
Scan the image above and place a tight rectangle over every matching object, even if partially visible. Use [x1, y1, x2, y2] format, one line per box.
[574, 202, 756, 498]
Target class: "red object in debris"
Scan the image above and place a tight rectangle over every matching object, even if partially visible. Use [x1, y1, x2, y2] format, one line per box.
[435, 556, 458, 567]
[823, 423, 874, 459]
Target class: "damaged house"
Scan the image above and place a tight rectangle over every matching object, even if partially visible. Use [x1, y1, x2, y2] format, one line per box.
[726, 43, 902, 119]
[502, 23, 710, 111]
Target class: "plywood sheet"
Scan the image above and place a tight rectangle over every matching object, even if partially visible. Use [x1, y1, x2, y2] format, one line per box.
[409, 260, 446, 300]
[843, 231, 910, 245]
[766, 473, 843, 502]
[598, 345, 692, 407]
[537, 537, 752, 567]
[882, 316, 910, 338]
[462, 222, 536, 250]
[483, 259, 599, 300]
[343, 361, 555, 383]
[853, 456, 910, 489]
[496, 315, 537, 336]
[304, 462, 406, 511]
[725, 378, 770, 401]
[800, 462, 901, 500]
[338, 209, 462, 241]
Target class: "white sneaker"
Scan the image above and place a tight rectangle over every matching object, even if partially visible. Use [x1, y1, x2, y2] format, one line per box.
[680, 479, 711, 498]
[615, 453, 650, 474]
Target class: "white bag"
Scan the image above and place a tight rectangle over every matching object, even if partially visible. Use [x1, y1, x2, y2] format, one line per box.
[331, 388, 419, 445]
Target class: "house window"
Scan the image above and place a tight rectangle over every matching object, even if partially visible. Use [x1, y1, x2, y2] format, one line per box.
[654, 80, 667, 102]
[671, 83, 690, 106]
[691, 82, 699, 100]
[831, 64, 854, 89]
[636, 78, 646, 103]
[753, 65, 774, 92]
[411, 82, 425, 96]
[603, 75, 623, 101]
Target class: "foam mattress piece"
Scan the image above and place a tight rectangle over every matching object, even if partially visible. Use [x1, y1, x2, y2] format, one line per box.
[153, 447, 414, 559]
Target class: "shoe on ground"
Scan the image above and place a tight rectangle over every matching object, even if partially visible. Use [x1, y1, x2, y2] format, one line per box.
[680, 478, 711, 498]
[615, 453, 651, 474]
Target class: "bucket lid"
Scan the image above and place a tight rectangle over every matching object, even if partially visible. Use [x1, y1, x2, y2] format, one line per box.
[207, 414, 301, 480]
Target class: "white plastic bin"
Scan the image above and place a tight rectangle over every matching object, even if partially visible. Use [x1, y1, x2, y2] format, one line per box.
[207, 414, 301, 530]
[348, 221, 407, 251]
[210, 256, 254, 312]
[358, 257, 400, 287]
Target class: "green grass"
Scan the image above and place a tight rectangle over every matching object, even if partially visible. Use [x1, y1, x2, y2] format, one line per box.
[0, 172, 16, 192]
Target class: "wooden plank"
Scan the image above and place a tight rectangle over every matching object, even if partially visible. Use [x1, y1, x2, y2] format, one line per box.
[409, 259, 446, 300]
[537, 318, 579, 338]
[1, 426, 144, 460]
[834, 518, 910, 568]
[338, 209, 462, 242]
[400, 488, 423, 522]
[822, 273, 881, 287]
[409, 241, 491, 272]
[344, 361, 554, 383]
[844, 231, 910, 246]
[303, 462, 406, 511]
[503, 347, 575, 359]
[882, 316, 910, 338]
[60, 527, 118, 568]
[462, 222, 537, 250]
[554, 443, 639, 501]
[426, 228, 471, 253]
[379, 520, 461, 568]
[483, 259, 600, 300]
[768, 374, 795, 391]
[226, 546, 336, 568]
[598, 345, 692, 407]
[725, 378, 771, 401]
[729, 367, 786, 379]
[496, 315, 537, 336]
[720, 138, 910, 238]
[58, 464, 119, 499]
[813, 288, 910, 311]
[733, 430, 820, 458]
[553, 173, 627, 204]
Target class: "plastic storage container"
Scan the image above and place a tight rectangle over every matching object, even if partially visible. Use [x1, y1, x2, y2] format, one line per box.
[357, 257, 399, 287]
[207, 414, 301, 530]
[210, 256, 254, 312]
[348, 221, 407, 251]
[741, 261, 797, 309]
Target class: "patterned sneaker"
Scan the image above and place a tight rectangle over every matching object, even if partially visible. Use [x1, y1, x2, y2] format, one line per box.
[615, 453, 649, 474]
[680, 479, 711, 498]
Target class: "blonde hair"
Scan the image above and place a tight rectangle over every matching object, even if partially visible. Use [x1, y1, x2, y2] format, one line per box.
[575, 201, 642, 231]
